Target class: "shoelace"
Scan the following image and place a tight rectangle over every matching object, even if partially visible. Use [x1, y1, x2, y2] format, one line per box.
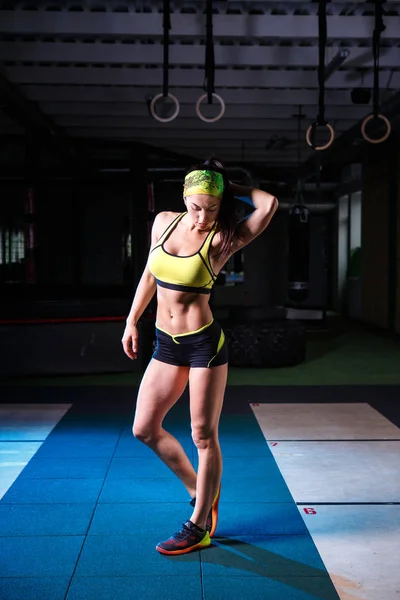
[173, 523, 194, 541]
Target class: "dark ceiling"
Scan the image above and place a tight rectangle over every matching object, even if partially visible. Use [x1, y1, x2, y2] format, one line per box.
[0, 1, 399, 183]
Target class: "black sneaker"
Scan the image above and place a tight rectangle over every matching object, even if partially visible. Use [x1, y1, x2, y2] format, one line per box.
[156, 520, 210, 555]
[190, 485, 221, 538]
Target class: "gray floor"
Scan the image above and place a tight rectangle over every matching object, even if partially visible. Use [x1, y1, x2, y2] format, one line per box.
[253, 402, 400, 600]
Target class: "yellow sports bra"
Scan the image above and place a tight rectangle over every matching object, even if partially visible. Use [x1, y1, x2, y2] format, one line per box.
[148, 212, 218, 294]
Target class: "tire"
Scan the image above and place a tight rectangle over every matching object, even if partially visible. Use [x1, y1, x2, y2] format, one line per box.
[224, 320, 306, 367]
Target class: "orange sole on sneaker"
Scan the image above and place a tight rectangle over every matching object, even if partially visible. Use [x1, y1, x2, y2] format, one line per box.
[156, 534, 211, 556]
[209, 485, 221, 538]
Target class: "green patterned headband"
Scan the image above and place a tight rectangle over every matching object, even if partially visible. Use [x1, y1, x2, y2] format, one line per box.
[183, 170, 225, 198]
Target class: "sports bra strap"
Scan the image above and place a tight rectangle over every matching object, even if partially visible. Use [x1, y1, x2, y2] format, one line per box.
[199, 222, 218, 256]
[153, 212, 218, 263]
[156, 212, 186, 246]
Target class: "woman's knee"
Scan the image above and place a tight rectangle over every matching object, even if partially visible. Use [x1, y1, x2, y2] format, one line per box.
[191, 425, 218, 450]
[132, 422, 159, 444]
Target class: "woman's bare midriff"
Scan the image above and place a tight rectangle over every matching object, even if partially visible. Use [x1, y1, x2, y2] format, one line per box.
[155, 287, 213, 335]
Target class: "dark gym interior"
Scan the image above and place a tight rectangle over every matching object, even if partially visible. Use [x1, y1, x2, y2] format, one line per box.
[0, 2, 399, 599]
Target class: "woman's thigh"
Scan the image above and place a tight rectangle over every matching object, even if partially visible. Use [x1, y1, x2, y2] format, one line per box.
[133, 358, 190, 435]
[188, 364, 228, 438]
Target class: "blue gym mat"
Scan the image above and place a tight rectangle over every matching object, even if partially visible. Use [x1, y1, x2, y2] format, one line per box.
[0, 386, 340, 600]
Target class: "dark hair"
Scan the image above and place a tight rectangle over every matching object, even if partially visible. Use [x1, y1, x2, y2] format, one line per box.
[185, 156, 237, 265]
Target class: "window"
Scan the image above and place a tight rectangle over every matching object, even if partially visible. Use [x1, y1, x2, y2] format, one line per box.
[350, 190, 362, 252]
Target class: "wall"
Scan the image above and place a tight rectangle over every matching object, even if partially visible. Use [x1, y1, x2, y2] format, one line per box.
[396, 151, 400, 334]
[80, 182, 130, 286]
[38, 181, 76, 285]
[0, 319, 152, 377]
[15, 178, 134, 289]
[362, 156, 389, 328]
[360, 137, 400, 332]
[308, 212, 330, 308]
[213, 210, 288, 310]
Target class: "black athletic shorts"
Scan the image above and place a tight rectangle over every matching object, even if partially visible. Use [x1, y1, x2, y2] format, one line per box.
[152, 319, 228, 368]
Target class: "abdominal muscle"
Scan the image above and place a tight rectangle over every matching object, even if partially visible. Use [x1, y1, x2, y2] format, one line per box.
[155, 286, 213, 335]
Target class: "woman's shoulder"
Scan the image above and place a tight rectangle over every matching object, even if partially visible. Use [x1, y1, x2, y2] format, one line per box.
[152, 211, 181, 237]
[155, 210, 181, 226]
[156, 210, 181, 223]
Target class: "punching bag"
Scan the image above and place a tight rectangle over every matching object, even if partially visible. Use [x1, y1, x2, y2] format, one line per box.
[287, 204, 310, 303]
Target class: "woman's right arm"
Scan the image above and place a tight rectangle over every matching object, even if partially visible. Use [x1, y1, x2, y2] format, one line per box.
[121, 212, 171, 360]
[121, 266, 157, 360]
[126, 266, 157, 325]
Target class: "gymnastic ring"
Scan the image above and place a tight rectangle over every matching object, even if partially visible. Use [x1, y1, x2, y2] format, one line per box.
[361, 113, 392, 144]
[305, 122, 335, 151]
[196, 93, 225, 123]
[149, 92, 180, 123]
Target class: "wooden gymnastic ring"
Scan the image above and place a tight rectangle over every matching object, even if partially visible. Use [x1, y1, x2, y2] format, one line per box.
[306, 122, 335, 151]
[196, 93, 225, 123]
[150, 92, 180, 123]
[361, 113, 391, 144]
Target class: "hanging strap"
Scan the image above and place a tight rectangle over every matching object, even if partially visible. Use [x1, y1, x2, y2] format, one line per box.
[372, 0, 386, 117]
[294, 106, 305, 205]
[317, 0, 328, 126]
[315, 151, 322, 203]
[149, 0, 180, 123]
[162, 0, 171, 97]
[360, 0, 390, 143]
[296, 105, 305, 167]
[314, 3, 326, 198]
[314, 1, 326, 175]
[204, 0, 216, 104]
[306, 0, 334, 151]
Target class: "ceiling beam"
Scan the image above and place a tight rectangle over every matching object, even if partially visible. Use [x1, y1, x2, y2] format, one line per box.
[66, 127, 338, 142]
[5, 66, 398, 89]
[2, 42, 399, 69]
[142, 150, 313, 161]
[152, 151, 303, 163]
[0, 75, 201, 168]
[75, 137, 312, 152]
[0, 69, 80, 167]
[0, 108, 24, 133]
[1, 12, 399, 40]
[22, 86, 369, 106]
[76, 138, 308, 150]
[39, 101, 371, 120]
[55, 115, 350, 132]
[138, 143, 313, 156]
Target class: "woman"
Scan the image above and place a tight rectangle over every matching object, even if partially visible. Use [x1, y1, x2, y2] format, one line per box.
[121, 157, 278, 555]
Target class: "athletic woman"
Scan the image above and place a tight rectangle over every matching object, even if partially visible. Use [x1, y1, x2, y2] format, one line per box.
[121, 157, 278, 555]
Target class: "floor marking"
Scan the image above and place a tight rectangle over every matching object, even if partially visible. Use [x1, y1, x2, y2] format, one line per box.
[267, 440, 400, 503]
[298, 502, 400, 506]
[268, 439, 400, 442]
[0, 439, 50, 443]
[0, 404, 72, 499]
[251, 402, 400, 440]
